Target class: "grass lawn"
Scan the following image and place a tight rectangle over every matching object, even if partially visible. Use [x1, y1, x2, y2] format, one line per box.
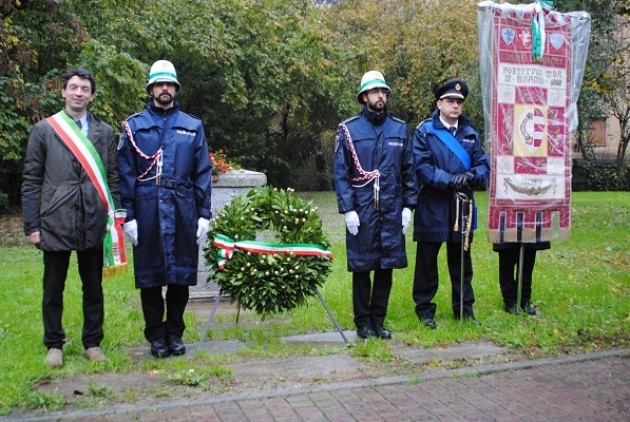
[0, 190, 627, 414]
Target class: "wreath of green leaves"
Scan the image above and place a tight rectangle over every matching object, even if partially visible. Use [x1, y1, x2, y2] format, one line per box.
[204, 187, 332, 315]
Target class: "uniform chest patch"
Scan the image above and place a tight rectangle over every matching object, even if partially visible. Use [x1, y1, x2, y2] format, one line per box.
[176, 129, 195, 136]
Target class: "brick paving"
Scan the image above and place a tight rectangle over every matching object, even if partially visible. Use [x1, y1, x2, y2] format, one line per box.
[18, 349, 628, 422]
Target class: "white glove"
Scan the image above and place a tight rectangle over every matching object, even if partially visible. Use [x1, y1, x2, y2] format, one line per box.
[402, 208, 412, 233]
[123, 220, 138, 246]
[196, 217, 210, 245]
[343, 211, 360, 236]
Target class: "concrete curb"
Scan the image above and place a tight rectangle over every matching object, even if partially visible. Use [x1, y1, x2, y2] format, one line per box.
[12, 348, 628, 421]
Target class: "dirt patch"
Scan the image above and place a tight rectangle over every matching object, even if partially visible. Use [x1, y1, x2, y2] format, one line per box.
[27, 299, 521, 412]
[32, 338, 518, 411]
[0, 212, 26, 246]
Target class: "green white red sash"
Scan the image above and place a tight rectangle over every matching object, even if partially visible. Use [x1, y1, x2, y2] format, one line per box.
[47, 111, 127, 276]
[213, 233, 333, 270]
[531, 0, 554, 60]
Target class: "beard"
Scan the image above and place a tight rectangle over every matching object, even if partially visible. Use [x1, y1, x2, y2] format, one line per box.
[366, 98, 386, 113]
[153, 92, 174, 107]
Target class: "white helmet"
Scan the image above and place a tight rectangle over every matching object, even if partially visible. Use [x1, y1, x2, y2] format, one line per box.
[357, 70, 390, 104]
[146, 60, 181, 93]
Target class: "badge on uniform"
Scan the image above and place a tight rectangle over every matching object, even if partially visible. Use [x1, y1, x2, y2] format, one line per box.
[117, 135, 125, 150]
[334, 134, 341, 153]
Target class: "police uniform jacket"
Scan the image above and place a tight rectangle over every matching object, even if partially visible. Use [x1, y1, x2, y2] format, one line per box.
[334, 112, 417, 272]
[412, 109, 489, 243]
[118, 102, 212, 288]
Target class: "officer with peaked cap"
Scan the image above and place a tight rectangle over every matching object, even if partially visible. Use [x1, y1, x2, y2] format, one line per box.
[410, 78, 489, 329]
[334, 70, 417, 340]
[118, 60, 212, 358]
[434, 78, 469, 101]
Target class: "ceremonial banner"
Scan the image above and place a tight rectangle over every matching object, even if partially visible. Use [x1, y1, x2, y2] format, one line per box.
[477, 1, 591, 243]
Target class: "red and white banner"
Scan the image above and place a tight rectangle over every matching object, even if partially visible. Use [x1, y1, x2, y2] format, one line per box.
[477, 2, 591, 244]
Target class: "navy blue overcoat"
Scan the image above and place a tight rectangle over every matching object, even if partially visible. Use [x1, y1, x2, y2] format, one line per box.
[412, 109, 489, 243]
[334, 113, 417, 272]
[118, 103, 212, 288]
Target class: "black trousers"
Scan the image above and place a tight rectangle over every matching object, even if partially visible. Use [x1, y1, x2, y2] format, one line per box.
[498, 248, 537, 307]
[412, 241, 475, 319]
[42, 249, 104, 350]
[352, 269, 393, 328]
[140, 285, 189, 342]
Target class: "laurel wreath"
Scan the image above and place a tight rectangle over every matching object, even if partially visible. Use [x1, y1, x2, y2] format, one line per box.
[204, 187, 333, 315]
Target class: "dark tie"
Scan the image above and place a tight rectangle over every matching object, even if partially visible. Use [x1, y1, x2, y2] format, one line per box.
[75, 119, 82, 129]
[449, 126, 456, 136]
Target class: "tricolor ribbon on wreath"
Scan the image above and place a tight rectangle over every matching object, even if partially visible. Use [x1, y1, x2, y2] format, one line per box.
[47, 111, 127, 276]
[212, 233, 333, 270]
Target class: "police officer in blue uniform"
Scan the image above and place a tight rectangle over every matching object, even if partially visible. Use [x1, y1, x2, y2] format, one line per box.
[411, 79, 490, 329]
[118, 60, 212, 358]
[334, 71, 417, 340]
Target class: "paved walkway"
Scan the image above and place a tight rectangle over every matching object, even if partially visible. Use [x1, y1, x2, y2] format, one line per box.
[15, 349, 629, 421]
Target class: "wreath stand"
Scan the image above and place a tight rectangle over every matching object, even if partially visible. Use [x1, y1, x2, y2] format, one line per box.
[198, 289, 349, 345]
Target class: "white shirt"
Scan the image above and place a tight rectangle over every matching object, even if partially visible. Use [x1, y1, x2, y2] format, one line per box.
[439, 116, 457, 134]
[75, 114, 89, 137]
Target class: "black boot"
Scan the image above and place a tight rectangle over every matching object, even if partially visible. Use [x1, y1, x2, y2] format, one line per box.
[167, 334, 186, 356]
[455, 310, 480, 325]
[422, 317, 437, 329]
[150, 339, 172, 358]
[371, 319, 392, 339]
[504, 303, 518, 314]
[356, 325, 378, 340]
[522, 302, 537, 316]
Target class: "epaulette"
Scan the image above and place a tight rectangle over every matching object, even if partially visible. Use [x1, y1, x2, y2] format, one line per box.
[124, 111, 144, 122]
[339, 115, 360, 126]
[416, 118, 431, 130]
[389, 116, 406, 124]
[184, 112, 202, 121]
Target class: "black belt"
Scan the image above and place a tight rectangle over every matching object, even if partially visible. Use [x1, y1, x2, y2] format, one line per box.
[142, 177, 191, 190]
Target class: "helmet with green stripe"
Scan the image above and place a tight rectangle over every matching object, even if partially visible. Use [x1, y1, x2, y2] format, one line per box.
[357, 70, 390, 104]
[146, 60, 181, 93]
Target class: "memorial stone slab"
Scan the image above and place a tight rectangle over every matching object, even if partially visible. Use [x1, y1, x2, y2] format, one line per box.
[192, 170, 267, 301]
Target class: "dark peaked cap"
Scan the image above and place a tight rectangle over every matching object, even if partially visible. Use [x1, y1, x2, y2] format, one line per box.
[435, 79, 469, 100]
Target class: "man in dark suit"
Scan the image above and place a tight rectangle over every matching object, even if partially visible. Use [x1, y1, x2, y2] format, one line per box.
[22, 68, 119, 367]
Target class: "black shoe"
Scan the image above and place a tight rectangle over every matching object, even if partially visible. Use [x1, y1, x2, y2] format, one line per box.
[168, 334, 186, 356]
[465, 315, 481, 325]
[356, 325, 378, 340]
[504, 304, 518, 314]
[150, 339, 172, 358]
[522, 303, 537, 316]
[456, 313, 481, 325]
[374, 325, 392, 340]
[421, 317, 436, 329]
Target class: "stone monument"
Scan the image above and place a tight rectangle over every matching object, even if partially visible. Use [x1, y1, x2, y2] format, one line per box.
[191, 169, 267, 301]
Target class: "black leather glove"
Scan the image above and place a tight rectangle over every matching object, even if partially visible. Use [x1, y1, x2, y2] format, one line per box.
[462, 171, 475, 186]
[450, 174, 466, 188]
[450, 172, 474, 189]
